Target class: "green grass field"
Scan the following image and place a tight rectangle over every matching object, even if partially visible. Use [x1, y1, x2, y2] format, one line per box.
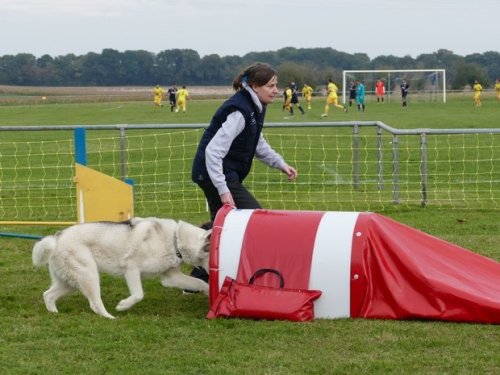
[1, 93, 499, 374]
[1, 92, 498, 128]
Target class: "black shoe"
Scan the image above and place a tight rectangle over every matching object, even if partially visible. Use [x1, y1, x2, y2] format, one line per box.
[191, 266, 209, 282]
[200, 221, 213, 230]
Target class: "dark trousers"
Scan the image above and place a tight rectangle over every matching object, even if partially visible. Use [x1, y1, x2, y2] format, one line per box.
[197, 179, 261, 223]
[189, 179, 261, 284]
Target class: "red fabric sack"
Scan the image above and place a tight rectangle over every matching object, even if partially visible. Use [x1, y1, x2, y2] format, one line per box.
[207, 269, 322, 322]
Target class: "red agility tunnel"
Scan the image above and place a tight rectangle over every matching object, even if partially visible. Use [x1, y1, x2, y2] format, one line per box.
[208, 205, 500, 324]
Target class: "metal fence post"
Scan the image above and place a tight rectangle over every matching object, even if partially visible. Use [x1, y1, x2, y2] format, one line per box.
[420, 132, 428, 207]
[377, 126, 383, 191]
[120, 127, 127, 181]
[392, 134, 399, 204]
[353, 124, 359, 190]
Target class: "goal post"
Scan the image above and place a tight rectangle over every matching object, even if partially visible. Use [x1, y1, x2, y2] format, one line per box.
[342, 69, 446, 104]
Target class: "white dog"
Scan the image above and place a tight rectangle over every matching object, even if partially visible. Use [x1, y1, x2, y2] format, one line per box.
[32, 217, 211, 319]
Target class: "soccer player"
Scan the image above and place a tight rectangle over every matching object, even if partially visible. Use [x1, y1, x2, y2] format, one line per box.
[348, 81, 357, 107]
[494, 79, 500, 101]
[473, 80, 483, 107]
[284, 86, 292, 114]
[302, 83, 313, 110]
[167, 84, 177, 112]
[176, 85, 189, 113]
[400, 79, 409, 107]
[375, 80, 385, 103]
[153, 84, 164, 108]
[289, 81, 305, 115]
[356, 80, 366, 112]
[321, 79, 347, 117]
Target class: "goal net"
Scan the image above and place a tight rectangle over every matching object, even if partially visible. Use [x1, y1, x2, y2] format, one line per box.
[342, 69, 446, 104]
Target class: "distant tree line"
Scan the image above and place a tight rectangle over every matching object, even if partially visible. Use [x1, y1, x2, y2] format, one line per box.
[0, 47, 498, 89]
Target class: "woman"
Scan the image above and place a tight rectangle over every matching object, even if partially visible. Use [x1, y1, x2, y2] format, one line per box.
[192, 62, 298, 224]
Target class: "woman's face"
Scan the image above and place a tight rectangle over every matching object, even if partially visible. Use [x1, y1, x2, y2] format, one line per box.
[251, 75, 279, 105]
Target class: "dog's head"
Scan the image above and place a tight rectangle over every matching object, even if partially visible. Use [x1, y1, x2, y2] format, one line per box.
[175, 220, 211, 272]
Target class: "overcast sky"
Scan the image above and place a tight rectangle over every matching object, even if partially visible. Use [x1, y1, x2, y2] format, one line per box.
[0, 0, 498, 59]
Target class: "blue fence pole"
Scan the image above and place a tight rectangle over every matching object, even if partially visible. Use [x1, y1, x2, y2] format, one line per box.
[74, 128, 87, 165]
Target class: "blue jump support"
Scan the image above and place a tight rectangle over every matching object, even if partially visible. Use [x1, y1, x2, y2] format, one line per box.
[74, 127, 87, 166]
[0, 232, 43, 240]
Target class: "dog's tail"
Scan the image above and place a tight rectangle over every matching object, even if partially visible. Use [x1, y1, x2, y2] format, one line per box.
[32, 235, 57, 267]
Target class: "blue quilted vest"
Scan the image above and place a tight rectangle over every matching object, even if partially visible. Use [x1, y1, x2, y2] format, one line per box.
[192, 89, 265, 184]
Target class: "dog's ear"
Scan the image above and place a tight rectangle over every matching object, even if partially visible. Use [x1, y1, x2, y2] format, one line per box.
[203, 229, 212, 239]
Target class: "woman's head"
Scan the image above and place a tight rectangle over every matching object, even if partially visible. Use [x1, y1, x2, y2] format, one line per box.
[233, 62, 279, 105]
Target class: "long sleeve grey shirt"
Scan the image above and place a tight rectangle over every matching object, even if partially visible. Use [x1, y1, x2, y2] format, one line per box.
[205, 83, 287, 195]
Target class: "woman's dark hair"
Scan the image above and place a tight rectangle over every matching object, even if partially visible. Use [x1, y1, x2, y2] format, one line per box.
[232, 62, 277, 91]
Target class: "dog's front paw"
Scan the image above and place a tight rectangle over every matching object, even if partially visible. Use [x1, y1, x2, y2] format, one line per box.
[201, 283, 209, 295]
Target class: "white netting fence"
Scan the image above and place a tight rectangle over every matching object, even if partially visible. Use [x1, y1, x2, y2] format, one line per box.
[0, 123, 499, 224]
[0, 134, 75, 223]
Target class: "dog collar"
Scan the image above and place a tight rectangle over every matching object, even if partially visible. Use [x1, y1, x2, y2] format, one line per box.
[174, 231, 182, 259]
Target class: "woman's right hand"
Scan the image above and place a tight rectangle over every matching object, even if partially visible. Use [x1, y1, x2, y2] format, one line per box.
[282, 164, 298, 181]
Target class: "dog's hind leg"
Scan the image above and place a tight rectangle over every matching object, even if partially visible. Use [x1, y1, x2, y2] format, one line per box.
[77, 265, 116, 319]
[161, 268, 209, 294]
[43, 276, 74, 313]
[116, 268, 144, 311]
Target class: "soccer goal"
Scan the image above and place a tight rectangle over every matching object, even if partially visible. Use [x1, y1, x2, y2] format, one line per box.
[342, 69, 446, 104]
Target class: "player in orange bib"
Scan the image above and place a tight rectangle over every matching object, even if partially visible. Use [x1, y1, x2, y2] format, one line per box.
[375, 80, 385, 103]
